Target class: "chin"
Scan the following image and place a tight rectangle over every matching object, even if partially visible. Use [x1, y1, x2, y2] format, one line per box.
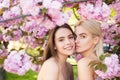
[76, 50, 82, 53]
[68, 51, 74, 55]
[76, 49, 79, 52]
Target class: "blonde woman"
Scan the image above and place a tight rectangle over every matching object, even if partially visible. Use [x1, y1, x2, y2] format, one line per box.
[75, 19, 104, 80]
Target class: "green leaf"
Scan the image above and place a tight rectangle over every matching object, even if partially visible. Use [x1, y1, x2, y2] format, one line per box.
[41, 8, 47, 14]
[99, 54, 106, 61]
[0, 30, 2, 33]
[97, 63, 107, 73]
[0, 58, 4, 64]
[99, 53, 111, 61]
[25, 47, 39, 57]
[88, 60, 99, 68]
[101, 64, 107, 73]
[94, 65, 100, 70]
[0, 44, 2, 49]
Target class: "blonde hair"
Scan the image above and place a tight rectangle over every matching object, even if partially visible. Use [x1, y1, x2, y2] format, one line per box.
[75, 19, 104, 57]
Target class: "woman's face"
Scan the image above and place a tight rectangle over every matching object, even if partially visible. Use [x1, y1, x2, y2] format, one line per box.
[75, 26, 97, 54]
[54, 28, 75, 56]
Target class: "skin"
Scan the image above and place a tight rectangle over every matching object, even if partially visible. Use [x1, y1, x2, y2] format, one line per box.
[75, 26, 99, 80]
[37, 28, 75, 80]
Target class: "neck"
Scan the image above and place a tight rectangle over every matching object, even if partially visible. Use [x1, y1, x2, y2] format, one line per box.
[57, 53, 68, 65]
[82, 46, 96, 58]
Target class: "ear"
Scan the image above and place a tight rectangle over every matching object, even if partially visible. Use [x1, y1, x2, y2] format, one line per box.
[54, 46, 57, 50]
[93, 36, 100, 45]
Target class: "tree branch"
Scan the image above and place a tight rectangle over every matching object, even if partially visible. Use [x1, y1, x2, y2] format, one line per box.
[0, 14, 31, 23]
[63, 0, 88, 5]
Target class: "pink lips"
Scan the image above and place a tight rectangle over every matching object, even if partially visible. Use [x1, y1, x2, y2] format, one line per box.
[75, 45, 80, 49]
[64, 46, 73, 50]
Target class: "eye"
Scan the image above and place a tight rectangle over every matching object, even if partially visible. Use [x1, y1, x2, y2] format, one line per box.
[81, 35, 86, 38]
[79, 35, 86, 39]
[58, 38, 64, 42]
[69, 35, 74, 39]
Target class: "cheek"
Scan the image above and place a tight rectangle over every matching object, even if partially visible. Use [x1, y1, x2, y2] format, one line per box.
[70, 39, 75, 44]
[55, 42, 63, 50]
[80, 38, 93, 46]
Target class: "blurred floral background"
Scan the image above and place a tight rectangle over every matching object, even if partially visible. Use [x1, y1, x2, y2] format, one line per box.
[0, 0, 120, 79]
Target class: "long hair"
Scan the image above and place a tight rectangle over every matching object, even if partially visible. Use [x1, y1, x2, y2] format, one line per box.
[43, 23, 75, 63]
[75, 19, 104, 57]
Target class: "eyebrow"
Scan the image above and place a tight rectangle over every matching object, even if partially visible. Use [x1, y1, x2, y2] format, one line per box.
[79, 33, 87, 36]
[57, 34, 73, 39]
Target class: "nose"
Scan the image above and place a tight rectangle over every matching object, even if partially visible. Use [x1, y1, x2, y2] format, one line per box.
[65, 39, 71, 44]
[75, 37, 79, 43]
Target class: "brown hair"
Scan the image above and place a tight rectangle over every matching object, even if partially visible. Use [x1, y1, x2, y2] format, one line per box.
[43, 23, 75, 63]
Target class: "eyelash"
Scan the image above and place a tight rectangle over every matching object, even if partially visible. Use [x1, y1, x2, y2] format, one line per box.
[80, 35, 86, 38]
[69, 36, 74, 39]
[76, 35, 86, 39]
[58, 36, 74, 42]
[59, 39, 64, 41]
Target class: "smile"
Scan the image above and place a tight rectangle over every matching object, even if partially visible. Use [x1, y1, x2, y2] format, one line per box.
[64, 46, 73, 50]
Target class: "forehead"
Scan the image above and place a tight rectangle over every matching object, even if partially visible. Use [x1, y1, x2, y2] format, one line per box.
[55, 28, 72, 38]
[75, 26, 90, 34]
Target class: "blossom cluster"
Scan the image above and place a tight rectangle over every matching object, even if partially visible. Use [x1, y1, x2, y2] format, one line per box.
[95, 54, 120, 79]
[3, 49, 41, 75]
[0, 44, 8, 59]
[3, 50, 31, 75]
[101, 22, 120, 45]
[77, 0, 110, 22]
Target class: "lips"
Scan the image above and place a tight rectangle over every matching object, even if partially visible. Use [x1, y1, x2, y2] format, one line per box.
[75, 45, 80, 49]
[64, 46, 74, 50]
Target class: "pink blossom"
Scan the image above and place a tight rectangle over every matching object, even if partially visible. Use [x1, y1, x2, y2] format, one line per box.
[23, 36, 43, 48]
[0, 0, 10, 8]
[21, 20, 37, 33]
[111, 2, 120, 14]
[2, 11, 15, 20]
[95, 54, 120, 79]
[1, 5, 22, 27]
[77, 1, 110, 21]
[0, 45, 8, 58]
[32, 26, 48, 38]
[101, 22, 120, 45]
[20, 0, 40, 16]
[0, 33, 3, 41]
[40, 17, 56, 29]
[10, 5, 21, 15]
[75, 54, 83, 62]
[3, 25, 22, 41]
[115, 14, 120, 23]
[43, 0, 62, 10]
[31, 64, 41, 72]
[4, 50, 31, 75]
[47, 8, 69, 26]
[2, 5, 21, 20]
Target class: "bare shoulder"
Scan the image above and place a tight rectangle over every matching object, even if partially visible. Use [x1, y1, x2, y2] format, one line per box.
[77, 57, 95, 71]
[78, 57, 89, 66]
[42, 58, 58, 70]
[77, 57, 95, 80]
[38, 58, 59, 80]
[77, 57, 95, 67]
